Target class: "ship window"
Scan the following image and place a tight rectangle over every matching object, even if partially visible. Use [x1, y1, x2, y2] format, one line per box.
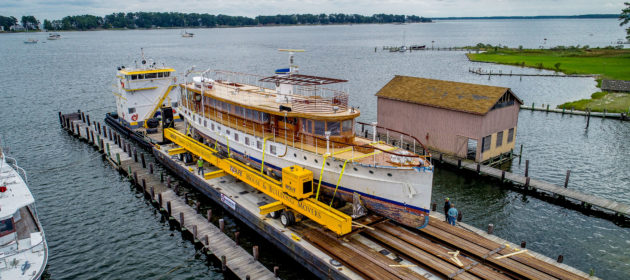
[314, 120, 325, 135]
[496, 131, 503, 147]
[164, 72, 170, 77]
[211, 123, 215, 130]
[226, 130, 230, 135]
[0, 218, 15, 236]
[146, 73, 157, 79]
[261, 113, 269, 122]
[172, 102, 178, 108]
[294, 153, 297, 157]
[369, 170, 374, 174]
[246, 109, 252, 120]
[508, 128, 514, 143]
[158, 72, 163, 78]
[128, 107, 136, 114]
[137, 74, 144, 80]
[342, 120, 353, 131]
[270, 145, 277, 155]
[131, 75, 138, 80]
[222, 102, 229, 112]
[257, 141, 262, 150]
[204, 120, 207, 127]
[314, 159, 318, 163]
[327, 121, 340, 135]
[245, 137, 250, 145]
[235, 106, 243, 117]
[302, 119, 312, 133]
[253, 111, 260, 122]
[234, 133, 239, 141]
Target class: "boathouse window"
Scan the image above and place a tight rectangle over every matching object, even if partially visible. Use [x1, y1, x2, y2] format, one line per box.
[496, 131, 503, 147]
[270, 145, 277, 155]
[128, 107, 136, 114]
[507, 128, 514, 143]
[314, 120, 325, 135]
[481, 135, 491, 152]
[342, 120, 353, 132]
[327, 121, 340, 135]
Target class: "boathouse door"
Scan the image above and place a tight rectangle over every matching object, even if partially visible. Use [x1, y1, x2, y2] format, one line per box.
[455, 135, 468, 158]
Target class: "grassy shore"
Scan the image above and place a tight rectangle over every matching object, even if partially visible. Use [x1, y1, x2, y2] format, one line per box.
[466, 47, 630, 112]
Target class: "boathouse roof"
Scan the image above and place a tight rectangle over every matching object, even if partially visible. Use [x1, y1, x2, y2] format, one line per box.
[601, 79, 630, 93]
[375, 76, 522, 115]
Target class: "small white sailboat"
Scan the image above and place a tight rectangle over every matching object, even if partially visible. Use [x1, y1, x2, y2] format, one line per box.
[47, 33, 61, 40]
[181, 30, 194, 37]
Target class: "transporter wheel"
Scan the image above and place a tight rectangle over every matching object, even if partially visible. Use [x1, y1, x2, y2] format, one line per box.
[280, 211, 295, 227]
[268, 211, 281, 219]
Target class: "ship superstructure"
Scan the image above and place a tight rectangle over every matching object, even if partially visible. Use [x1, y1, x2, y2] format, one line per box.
[177, 50, 434, 228]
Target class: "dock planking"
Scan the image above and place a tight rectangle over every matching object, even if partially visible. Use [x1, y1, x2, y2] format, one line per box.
[61, 114, 276, 280]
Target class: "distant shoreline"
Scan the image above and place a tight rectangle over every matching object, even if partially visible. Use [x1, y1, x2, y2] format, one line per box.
[433, 14, 618, 20]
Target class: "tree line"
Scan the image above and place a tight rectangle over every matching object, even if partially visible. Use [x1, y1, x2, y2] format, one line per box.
[1, 12, 431, 31]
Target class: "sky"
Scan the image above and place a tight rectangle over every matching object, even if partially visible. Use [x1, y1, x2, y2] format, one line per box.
[0, 0, 625, 20]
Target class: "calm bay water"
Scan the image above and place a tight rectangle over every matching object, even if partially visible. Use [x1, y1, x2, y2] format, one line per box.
[0, 18, 628, 279]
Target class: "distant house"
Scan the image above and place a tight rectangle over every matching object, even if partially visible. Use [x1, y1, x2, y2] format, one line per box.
[9, 24, 25, 31]
[376, 76, 522, 163]
[601, 79, 630, 93]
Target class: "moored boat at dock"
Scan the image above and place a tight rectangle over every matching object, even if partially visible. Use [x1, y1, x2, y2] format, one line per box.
[0, 147, 48, 279]
[176, 50, 434, 228]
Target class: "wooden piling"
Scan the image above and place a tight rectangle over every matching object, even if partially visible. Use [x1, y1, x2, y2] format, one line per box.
[274, 266, 279, 277]
[207, 210, 212, 222]
[557, 255, 564, 263]
[564, 170, 571, 188]
[457, 159, 461, 169]
[521, 241, 526, 248]
[180, 212, 185, 228]
[87, 114, 91, 126]
[235, 231, 240, 245]
[525, 160, 529, 177]
[193, 225, 198, 239]
[253, 245, 259, 261]
[519, 144, 523, 164]
[141, 153, 146, 168]
[219, 219, 225, 232]
[150, 187, 155, 201]
[476, 163, 480, 174]
[487, 224, 494, 234]
[525, 177, 530, 188]
[149, 163, 154, 174]
[167, 201, 172, 215]
[501, 170, 505, 182]
[158, 193, 163, 207]
[431, 202, 437, 211]
[133, 172, 138, 185]
[133, 148, 138, 162]
[142, 178, 146, 193]
[221, 256, 227, 272]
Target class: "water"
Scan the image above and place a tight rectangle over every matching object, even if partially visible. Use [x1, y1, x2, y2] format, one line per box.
[0, 18, 628, 279]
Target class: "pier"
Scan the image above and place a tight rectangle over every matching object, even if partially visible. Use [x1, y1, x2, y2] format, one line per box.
[60, 110, 598, 280]
[519, 104, 629, 121]
[433, 152, 630, 223]
[468, 68, 596, 78]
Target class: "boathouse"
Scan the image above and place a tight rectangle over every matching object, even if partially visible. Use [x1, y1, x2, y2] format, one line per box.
[376, 76, 522, 163]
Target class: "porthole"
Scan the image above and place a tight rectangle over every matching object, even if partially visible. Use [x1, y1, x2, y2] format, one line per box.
[369, 170, 374, 174]
[353, 167, 358, 171]
[304, 156, 307, 160]
[387, 173, 392, 177]
[315, 159, 318, 163]
[294, 153, 297, 158]
[339, 164, 343, 168]
[326, 162, 330, 166]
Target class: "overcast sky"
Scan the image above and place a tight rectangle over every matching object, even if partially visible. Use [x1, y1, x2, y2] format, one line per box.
[0, 0, 624, 20]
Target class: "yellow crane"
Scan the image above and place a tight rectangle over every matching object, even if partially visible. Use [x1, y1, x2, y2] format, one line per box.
[163, 128, 353, 235]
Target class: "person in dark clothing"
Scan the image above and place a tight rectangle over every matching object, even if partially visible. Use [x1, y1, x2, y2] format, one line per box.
[443, 197, 451, 222]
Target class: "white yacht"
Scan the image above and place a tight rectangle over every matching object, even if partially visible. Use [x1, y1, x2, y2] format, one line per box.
[0, 149, 47, 279]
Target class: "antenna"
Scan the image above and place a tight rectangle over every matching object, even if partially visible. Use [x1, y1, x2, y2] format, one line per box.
[278, 49, 305, 74]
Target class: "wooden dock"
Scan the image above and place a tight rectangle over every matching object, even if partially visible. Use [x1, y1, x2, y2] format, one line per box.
[435, 152, 630, 219]
[520, 104, 628, 121]
[59, 110, 600, 280]
[468, 68, 596, 78]
[59, 112, 276, 280]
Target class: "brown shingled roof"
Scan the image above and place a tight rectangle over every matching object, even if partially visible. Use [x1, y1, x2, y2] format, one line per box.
[375, 76, 520, 115]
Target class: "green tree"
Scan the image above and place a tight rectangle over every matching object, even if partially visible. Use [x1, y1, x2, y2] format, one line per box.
[0, 15, 18, 31]
[21, 15, 39, 30]
[620, 2, 630, 40]
[43, 19, 52, 30]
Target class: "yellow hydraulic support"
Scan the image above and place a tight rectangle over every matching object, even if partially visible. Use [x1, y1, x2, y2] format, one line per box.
[167, 147, 187, 155]
[163, 128, 352, 235]
[204, 170, 227, 180]
[143, 84, 176, 128]
[260, 135, 273, 173]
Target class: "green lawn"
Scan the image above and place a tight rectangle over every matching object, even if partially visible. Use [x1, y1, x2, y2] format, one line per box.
[558, 92, 630, 113]
[467, 48, 630, 80]
[467, 48, 630, 112]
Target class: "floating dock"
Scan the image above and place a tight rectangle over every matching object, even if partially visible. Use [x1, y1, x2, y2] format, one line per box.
[60, 110, 598, 280]
[519, 104, 628, 121]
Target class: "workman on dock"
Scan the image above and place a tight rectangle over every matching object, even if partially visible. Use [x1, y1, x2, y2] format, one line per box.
[197, 157, 204, 175]
[443, 197, 451, 222]
[448, 204, 458, 226]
